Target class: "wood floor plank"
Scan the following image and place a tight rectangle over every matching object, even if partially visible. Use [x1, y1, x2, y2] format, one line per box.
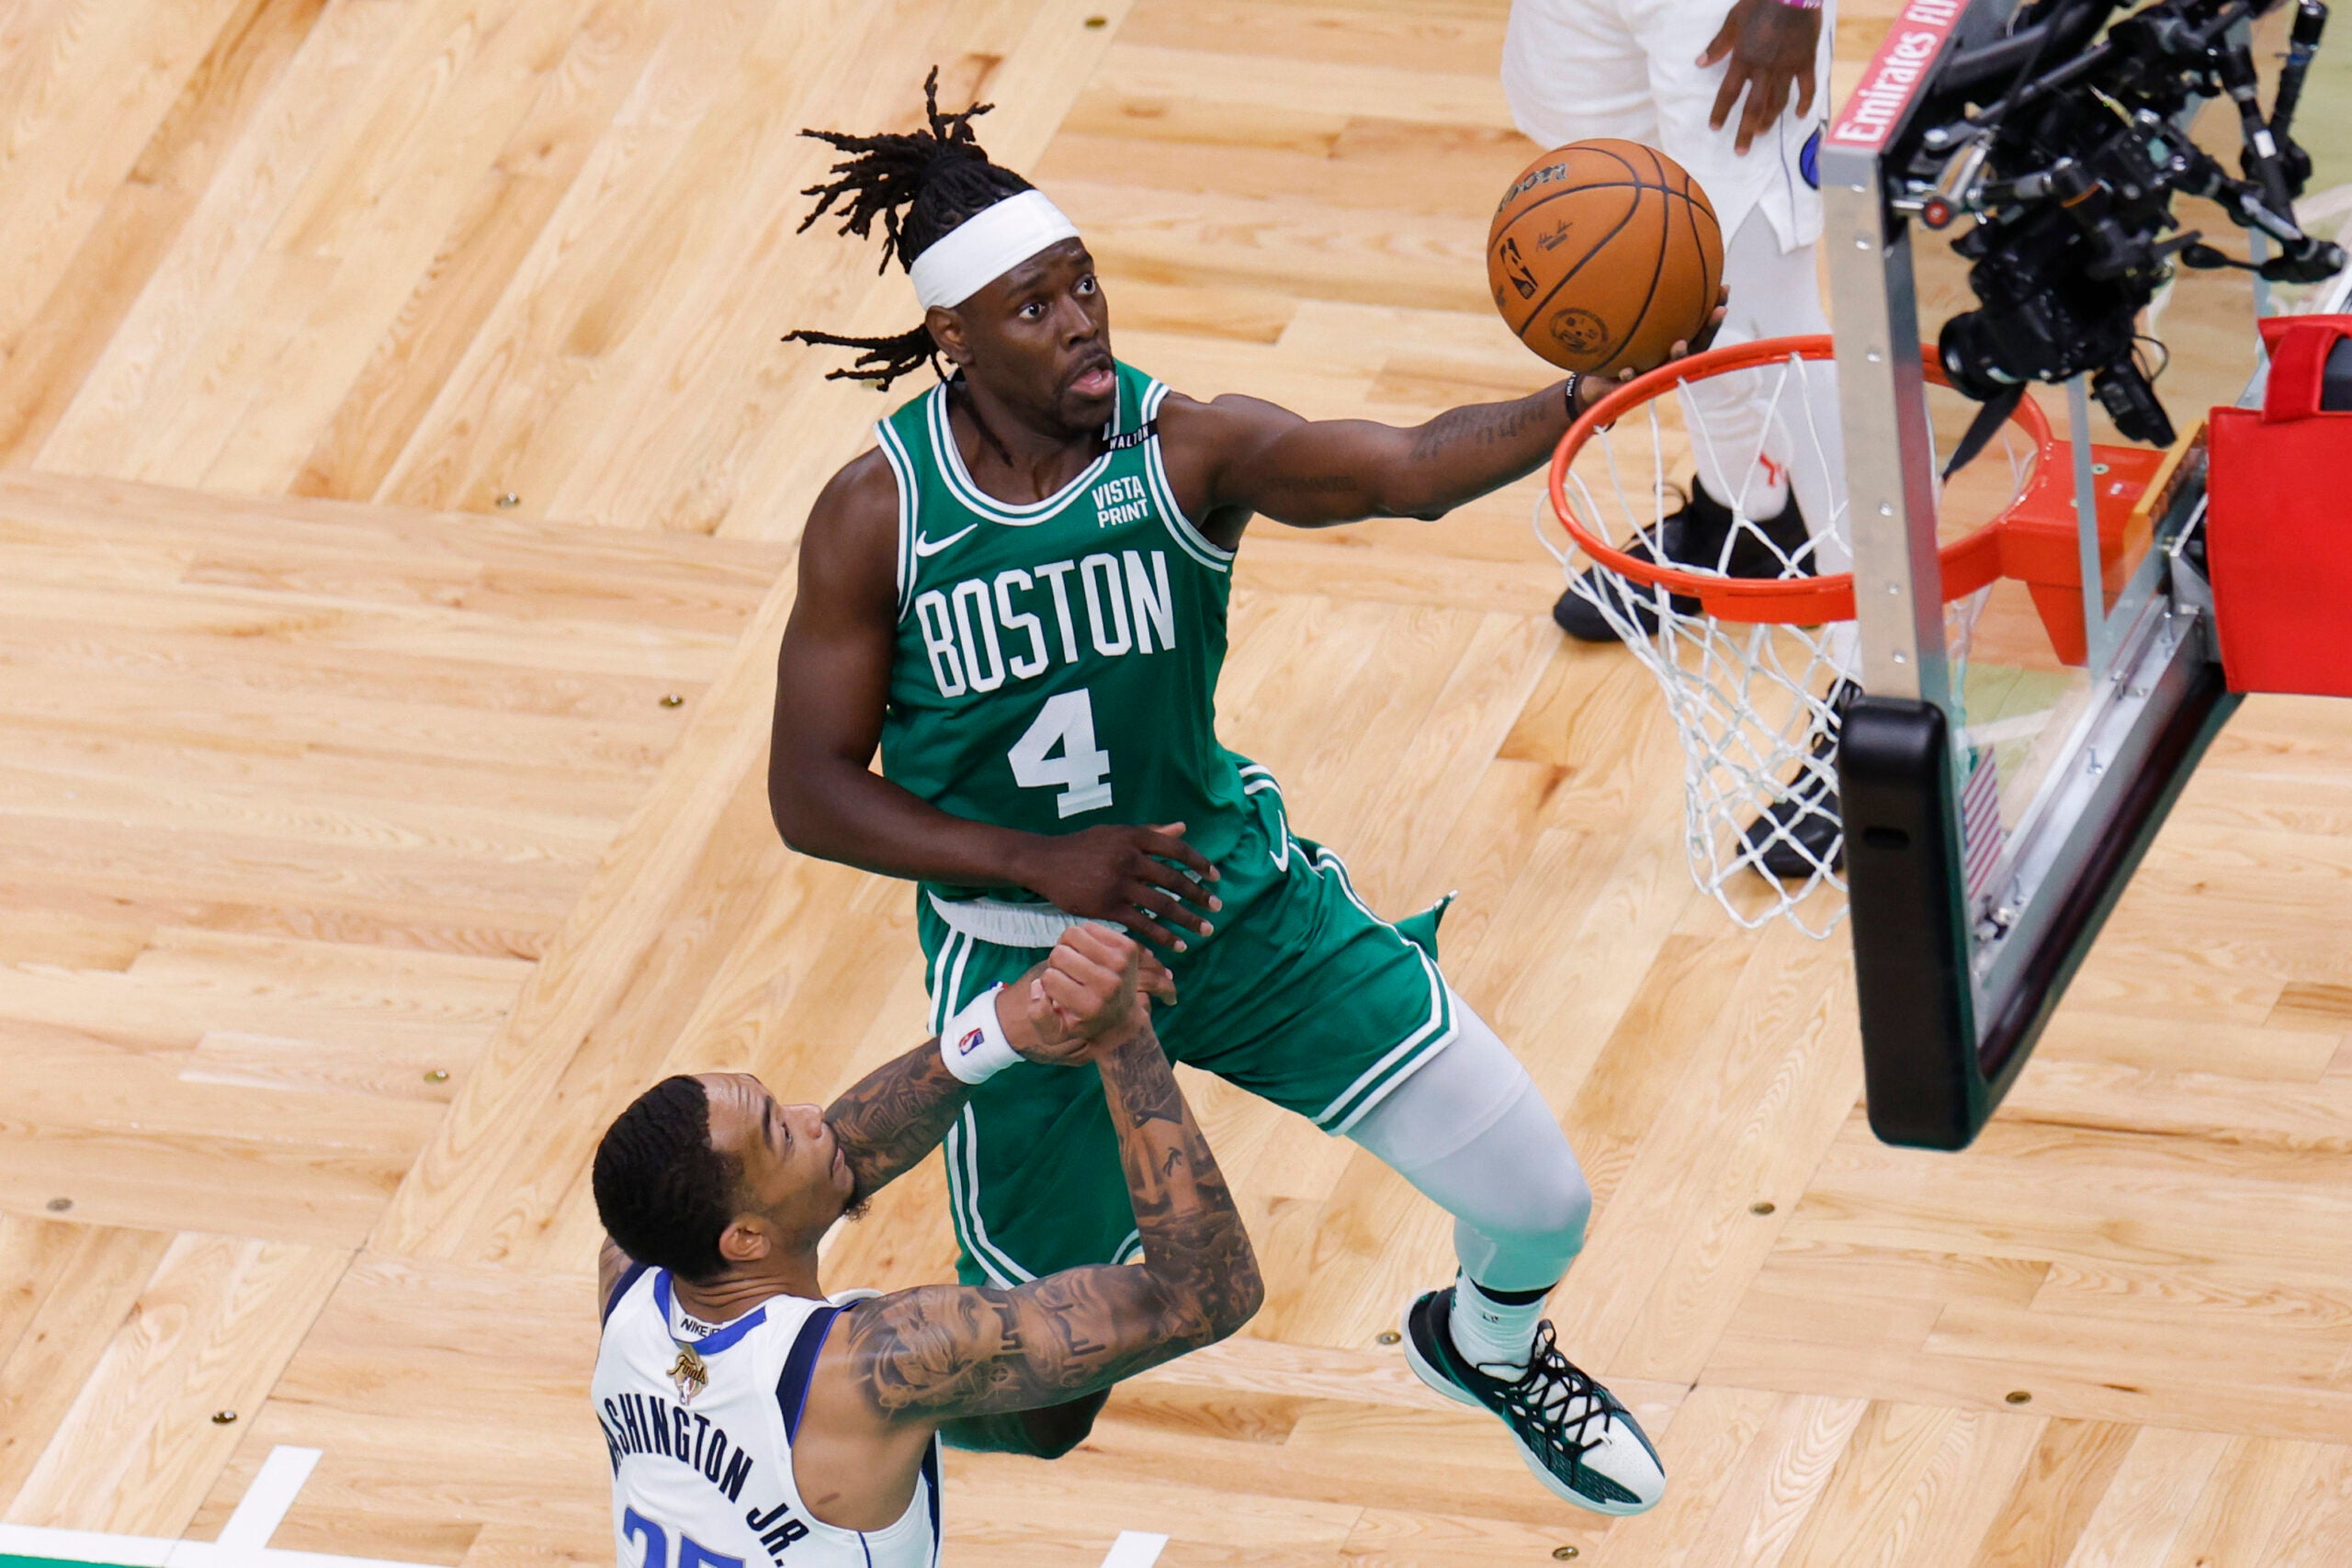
[32, 0, 422, 479]
[1672, 1393, 1870, 1568]
[5, 0, 2350, 1561]
[0, 0, 252, 358]
[366, 0, 835, 518]
[2058, 1425, 2233, 1568]
[2161, 1437, 2327, 1568]
[4, 1233, 346, 1535]
[0, 0, 327, 467]
[2257, 1443, 2352, 1568]
[0, 1223, 176, 1509]
[372, 573, 797, 1259]
[1969, 1419, 2142, 1568]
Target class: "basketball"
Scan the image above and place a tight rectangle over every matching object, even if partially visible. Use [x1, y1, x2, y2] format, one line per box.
[1487, 139, 1723, 378]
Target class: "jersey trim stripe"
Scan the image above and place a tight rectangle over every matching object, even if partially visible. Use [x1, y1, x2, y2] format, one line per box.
[947, 1105, 1037, 1286]
[776, 1304, 843, 1442]
[602, 1260, 650, 1326]
[933, 930, 1001, 1291]
[932, 932, 1006, 1283]
[928, 939, 1041, 1287]
[1238, 767, 1291, 870]
[1230, 776, 1457, 1130]
[654, 1271, 769, 1354]
[940, 931, 976, 1034]
[925, 381, 1119, 526]
[919, 1442, 943, 1567]
[874, 418, 922, 621]
[1320, 950, 1455, 1134]
[1303, 843, 1457, 1132]
[1138, 380, 1233, 575]
[924, 931, 961, 1034]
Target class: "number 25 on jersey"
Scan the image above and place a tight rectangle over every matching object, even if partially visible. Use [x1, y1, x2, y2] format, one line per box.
[622, 1508, 739, 1568]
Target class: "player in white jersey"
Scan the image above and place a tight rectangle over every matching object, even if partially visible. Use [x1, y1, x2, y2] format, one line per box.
[1504, 0, 1858, 874]
[590, 926, 1259, 1567]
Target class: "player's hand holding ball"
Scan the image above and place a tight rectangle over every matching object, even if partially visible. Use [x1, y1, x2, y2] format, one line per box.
[1488, 140, 1729, 408]
[1005, 925, 1177, 1066]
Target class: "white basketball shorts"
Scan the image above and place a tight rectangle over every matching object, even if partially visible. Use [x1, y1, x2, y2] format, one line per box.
[1500, 0, 1833, 254]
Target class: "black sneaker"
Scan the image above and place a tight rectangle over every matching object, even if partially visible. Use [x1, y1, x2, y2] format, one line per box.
[1742, 680, 1860, 879]
[1554, 532, 1693, 641]
[1400, 1289, 1666, 1516]
[1552, 482, 1815, 644]
[1718, 488, 1816, 580]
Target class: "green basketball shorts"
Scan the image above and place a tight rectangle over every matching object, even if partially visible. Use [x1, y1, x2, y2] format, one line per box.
[919, 766, 1457, 1287]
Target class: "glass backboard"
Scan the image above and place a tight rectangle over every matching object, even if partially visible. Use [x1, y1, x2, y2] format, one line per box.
[1819, 0, 2348, 1146]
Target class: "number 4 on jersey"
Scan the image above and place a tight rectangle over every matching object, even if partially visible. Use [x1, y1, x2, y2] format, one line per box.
[1009, 689, 1114, 818]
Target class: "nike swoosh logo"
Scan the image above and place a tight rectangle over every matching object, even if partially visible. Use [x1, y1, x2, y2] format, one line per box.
[911, 524, 978, 558]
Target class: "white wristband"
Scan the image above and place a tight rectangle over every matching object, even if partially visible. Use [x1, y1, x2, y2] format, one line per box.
[940, 985, 1023, 1085]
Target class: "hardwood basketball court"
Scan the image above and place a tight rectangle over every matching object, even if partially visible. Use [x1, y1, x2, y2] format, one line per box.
[3, 2, 2349, 1564]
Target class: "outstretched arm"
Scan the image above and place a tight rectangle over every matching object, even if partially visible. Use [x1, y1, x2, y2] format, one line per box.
[1159, 381, 1588, 528]
[820, 1038, 975, 1200]
[795, 930, 1257, 1506]
[830, 1020, 1259, 1420]
[1158, 299, 1723, 532]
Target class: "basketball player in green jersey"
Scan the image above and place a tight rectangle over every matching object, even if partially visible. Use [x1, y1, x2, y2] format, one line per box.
[771, 77, 1713, 1516]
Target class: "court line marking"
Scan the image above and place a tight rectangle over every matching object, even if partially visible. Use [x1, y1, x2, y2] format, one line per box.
[1099, 1531, 1170, 1568]
[210, 1448, 319, 1558]
[0, 1443, 1169, 1568]
[0, 1442, 494, 1568]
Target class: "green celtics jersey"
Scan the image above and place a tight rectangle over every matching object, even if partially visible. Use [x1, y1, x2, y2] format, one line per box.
[875, 364, 1250, 905]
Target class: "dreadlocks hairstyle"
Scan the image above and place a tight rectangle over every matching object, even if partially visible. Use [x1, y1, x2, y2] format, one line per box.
[782, 68, 1036, 390]
[593, 1075, 741, 1282]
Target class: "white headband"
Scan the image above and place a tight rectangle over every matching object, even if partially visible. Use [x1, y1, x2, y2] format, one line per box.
[908, 190, 1081, 311]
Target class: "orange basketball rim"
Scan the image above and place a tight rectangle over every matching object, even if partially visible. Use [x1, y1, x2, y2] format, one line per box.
[1544, 334, 2061, 625]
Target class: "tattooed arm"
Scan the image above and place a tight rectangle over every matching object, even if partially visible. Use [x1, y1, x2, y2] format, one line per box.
[819, 1036, 978, 1200]
[1151, 297, 1724, 538]
[1153, 384, 1587, 531]
[820, 942, 1180, 1199]
[792, 931, 1258, 1525]
[835, 1024, 1259, 1416]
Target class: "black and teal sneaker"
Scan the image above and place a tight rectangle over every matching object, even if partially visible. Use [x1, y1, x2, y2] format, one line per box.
[1400, 1289, 1665, 1516]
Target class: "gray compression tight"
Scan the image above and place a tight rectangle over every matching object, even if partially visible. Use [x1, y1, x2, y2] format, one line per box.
[1345, 990, 1592, 1293]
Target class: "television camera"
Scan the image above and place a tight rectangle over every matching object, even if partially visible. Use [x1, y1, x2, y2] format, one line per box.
[1886, 0, 2341, 457]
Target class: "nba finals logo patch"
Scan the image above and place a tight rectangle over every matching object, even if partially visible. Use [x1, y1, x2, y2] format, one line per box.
[668, 1347, 708, 1405]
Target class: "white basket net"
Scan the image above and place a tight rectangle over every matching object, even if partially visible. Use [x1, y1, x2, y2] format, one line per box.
[1537, 343, 2038, 939]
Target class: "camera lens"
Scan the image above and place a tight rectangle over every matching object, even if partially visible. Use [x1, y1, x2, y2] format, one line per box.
[1937, 312, 2023, 405]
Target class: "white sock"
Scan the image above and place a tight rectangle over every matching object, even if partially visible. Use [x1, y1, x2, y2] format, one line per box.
[1448, 1272, 1553, 1371]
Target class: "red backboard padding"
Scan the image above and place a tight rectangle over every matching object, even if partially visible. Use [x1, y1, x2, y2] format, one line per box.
[2206, 314, 2352, 699]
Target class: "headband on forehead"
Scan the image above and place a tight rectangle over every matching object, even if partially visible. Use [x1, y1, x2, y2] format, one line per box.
[908, 190, 1081, 311]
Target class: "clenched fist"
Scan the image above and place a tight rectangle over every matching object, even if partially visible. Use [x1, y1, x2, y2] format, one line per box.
[1003, 925, 1179, 1066]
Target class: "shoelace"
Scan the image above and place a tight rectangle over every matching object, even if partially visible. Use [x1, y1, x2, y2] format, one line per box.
[1492, 1324, 1623, 1464]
